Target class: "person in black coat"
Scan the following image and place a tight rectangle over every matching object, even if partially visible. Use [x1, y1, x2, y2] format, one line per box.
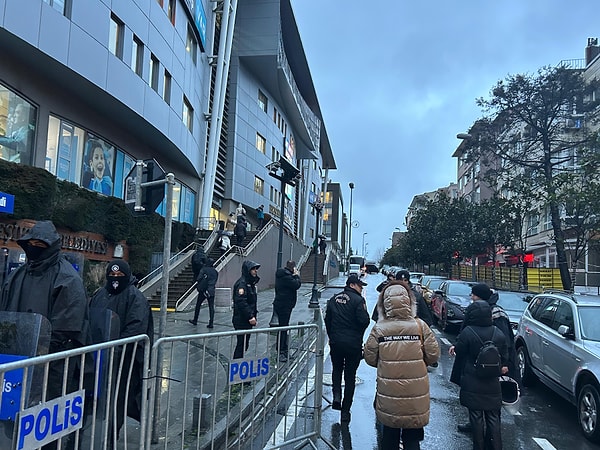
[450, 300, 509, 450]
[191, 246, 207, 281]
[324, 274, 370, 423]
[273, 260, 301, 361]
[234, 220, 247, 246]
[232, 260, 260, 358]
[90, 259, 154, 441]
[189, 258, 219, 328]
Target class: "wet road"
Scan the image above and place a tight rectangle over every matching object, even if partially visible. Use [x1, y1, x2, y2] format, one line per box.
[296, 273, 599, 449]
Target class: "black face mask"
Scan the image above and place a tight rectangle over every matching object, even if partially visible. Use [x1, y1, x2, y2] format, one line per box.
[106, 275, 128, 294]
[24, 243, 47, 261]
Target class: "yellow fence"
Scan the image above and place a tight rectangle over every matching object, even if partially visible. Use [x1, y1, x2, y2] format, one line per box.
[451, 266, 563, 291]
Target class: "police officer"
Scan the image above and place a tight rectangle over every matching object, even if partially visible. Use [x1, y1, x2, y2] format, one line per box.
[324, 274, 370, 423]
[232, 260, 260, 359]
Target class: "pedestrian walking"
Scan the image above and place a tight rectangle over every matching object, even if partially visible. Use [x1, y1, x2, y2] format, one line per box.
[319, 236, 327, 255]
[324, 274, 370, 423]
[256, 204, 265, 230]
[191, 245, 207, 281]
[449, 300, 509, 450]
[273, 260, 301, 362]
[90, 259, 154, 442]
[189, 258, 218, 328]
[364, 279, 440, 450]
[232, 260, 260, 359]
[234, 219, 247, 246]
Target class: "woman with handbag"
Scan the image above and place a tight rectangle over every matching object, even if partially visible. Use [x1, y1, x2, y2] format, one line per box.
[364, 279, 440, 450]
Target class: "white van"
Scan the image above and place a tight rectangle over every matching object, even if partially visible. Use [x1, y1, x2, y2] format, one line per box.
[349, 264, 361, 276]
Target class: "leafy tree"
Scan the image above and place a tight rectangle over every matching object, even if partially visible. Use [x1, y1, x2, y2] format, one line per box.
[467, 66, 600, 290]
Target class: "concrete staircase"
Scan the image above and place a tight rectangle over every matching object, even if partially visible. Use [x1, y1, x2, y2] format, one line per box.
[299, 250, 327, 285]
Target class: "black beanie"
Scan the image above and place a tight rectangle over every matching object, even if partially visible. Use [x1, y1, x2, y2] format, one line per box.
[106, 259, 131, 278]
[471, 283, 492, 301]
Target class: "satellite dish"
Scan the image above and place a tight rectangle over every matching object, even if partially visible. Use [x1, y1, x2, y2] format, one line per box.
[352, 220, 360, 228]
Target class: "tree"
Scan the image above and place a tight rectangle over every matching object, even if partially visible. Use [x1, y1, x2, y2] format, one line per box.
[468, 66, 600, 290]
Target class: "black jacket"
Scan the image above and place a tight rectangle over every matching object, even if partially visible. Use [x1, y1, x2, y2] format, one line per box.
[232, 260, 260, 329]
[191, 248, 207, 278]
[450, 301, 508, 411]
[325, 286, 370, 349]
[273, 267, 301, 312]
[197, 263, 218, 297]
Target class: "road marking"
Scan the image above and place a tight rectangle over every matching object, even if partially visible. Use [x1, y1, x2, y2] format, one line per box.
[440, 337, 452, 346]
[269, 345, 331, 445]
[533, 437, 557, 449]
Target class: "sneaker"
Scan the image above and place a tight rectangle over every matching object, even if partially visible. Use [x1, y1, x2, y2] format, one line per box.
[188, 319, 197, 326]
[340, 411, 351, 423]
[207, 323, 214, 328]
[332, 393, 342, 410]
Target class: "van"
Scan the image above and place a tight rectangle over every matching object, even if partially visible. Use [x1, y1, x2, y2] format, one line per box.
[349, 264, 361, 276]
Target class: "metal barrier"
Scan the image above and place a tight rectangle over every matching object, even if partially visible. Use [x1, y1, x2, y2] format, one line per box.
[0, 334, 150, 450]
[146, 310, 327, 450]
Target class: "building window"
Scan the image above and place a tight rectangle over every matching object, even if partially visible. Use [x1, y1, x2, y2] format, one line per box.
[256, 133, 266, 154]
[44, 0, 68, 15]
[183, 96, 193, 132]
[167, 0, 176, 25]
[273, 107, 277, 123]
[186, 26, 197, 64]
[150, 54, 160, 92]
[270, 186, 275, 202]
[131, 36, 144, 76]
[163, 70, 172, 105]
[109, 14, 124, 59]
[254, 176, 264, 195]
[0, 84, 37, 166]
[271, 146, 277, 162]
[258, 90, 268, 113]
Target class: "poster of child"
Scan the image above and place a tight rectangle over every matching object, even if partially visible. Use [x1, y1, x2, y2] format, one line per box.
[82, 138, 114, 195]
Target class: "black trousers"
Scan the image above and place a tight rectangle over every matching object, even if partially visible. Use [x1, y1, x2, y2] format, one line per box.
[330, 345, 361, 412]
[381, 426, 423, 450]
[233, 331, 251, 359]
[274, 306, 292, 354]
[469, 408, 502, 450]
[193, 293, 215, 324]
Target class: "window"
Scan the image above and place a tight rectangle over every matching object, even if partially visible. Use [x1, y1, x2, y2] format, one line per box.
[256, 133, 266, 154]
[45, 116, 84, 182]
[254, 176, 264, 195]
[258, 90, 268, 113]
[186, 26, 197, 64]
[109, 14, 124, 59]
[183, 96, 193, 132]
[270, 186, 275, 202]
[44, 0, 68, 15]
[271, 146, 279, 162]
[168, 0, 176, 25]
[150, 54, 160, 92]
[131, 36, 144, 76]
[273, 107, 277, 123]
[0, 84, 36, 165]
[163, 70, 172, 105]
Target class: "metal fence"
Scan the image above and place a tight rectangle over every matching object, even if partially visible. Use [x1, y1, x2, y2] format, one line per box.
[0, 331, 150, 450]
[146, 318, 324, 450]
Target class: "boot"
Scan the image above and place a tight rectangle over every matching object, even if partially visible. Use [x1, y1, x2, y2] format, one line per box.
[332, 392, 342, 410]
[189, 319, 197, 326]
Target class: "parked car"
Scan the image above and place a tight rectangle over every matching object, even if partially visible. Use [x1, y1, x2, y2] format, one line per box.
[365, 263, 379, 274]
[429, 280, 476, 331]
[494, 290, 533, 330]
[409, 272, 425, 285]
[420, 276, 448, 305]
[515, 290, 600, 443]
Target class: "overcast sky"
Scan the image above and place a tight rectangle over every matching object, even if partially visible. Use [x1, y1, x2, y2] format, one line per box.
[290, 0, 600, 262]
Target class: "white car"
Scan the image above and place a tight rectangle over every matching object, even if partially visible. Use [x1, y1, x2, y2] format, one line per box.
[349, 264, 361, 276]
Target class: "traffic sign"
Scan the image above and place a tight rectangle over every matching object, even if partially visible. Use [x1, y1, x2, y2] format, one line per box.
[0, 191, 15, 214]
[124, 159, 166, 215]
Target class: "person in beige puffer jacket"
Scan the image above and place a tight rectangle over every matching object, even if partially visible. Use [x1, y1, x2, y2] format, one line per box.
[364, 280, 440, 450]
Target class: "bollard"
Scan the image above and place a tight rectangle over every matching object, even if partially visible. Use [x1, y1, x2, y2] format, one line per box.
[192, 394, 213, 432]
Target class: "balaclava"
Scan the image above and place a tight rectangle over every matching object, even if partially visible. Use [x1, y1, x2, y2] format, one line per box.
[105, 259, 131, 294]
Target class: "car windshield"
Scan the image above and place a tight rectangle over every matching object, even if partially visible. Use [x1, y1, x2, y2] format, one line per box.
[496, 292, 529, 312]
[447, 283, 472, 296]
[578, 306, 600, 341]
[427, 278, 446, 290]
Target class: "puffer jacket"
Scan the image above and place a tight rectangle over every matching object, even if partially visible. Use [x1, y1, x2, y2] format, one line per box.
[232, 260, 260, 329]
[364, 280, 440, 429]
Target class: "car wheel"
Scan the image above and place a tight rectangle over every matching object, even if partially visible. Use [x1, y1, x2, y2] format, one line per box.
[579, 384, 600, 443]
[439, 308, 448, 331]
[516, 345, 536, 387]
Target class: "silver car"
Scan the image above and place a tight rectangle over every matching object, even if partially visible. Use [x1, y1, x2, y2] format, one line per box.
[515, 290, 600, 443]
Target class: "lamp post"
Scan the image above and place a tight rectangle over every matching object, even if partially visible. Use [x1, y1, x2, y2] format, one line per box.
[362, 232, 367, 256]
[347, 182, 354, 272]
[267, 157, 301, 269]
[1, 247, 8, 285]
[308, 200, 323, 309]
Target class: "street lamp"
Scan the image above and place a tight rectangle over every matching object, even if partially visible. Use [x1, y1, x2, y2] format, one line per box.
[362, 232, 367, 256]
[2, 247, 8, 285]
[267, 157, 301, 268]
[309, 200, 324, 309]
[347, 182, 354, 272]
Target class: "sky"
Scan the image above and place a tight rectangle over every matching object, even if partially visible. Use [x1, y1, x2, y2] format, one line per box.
[290, 0, 600, 262]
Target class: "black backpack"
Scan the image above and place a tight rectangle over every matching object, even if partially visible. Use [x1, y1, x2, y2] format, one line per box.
[469, 327, 502, 378]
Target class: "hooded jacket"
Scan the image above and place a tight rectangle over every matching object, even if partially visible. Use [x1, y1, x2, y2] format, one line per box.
[450, 300, 508, 411]
[364, 280, 440, 429]
[232, 260, 260, 329]
[273, 266, 301, 312]
[486, 292, 518, 381]
[196, 259, 218, 297]
[1, 221, 89, 351]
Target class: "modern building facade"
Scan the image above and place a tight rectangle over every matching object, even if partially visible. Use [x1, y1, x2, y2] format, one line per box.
[0, 0, 339, 257]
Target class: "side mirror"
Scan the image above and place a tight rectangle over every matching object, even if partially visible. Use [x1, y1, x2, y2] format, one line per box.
[557, 324, 575, 340]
